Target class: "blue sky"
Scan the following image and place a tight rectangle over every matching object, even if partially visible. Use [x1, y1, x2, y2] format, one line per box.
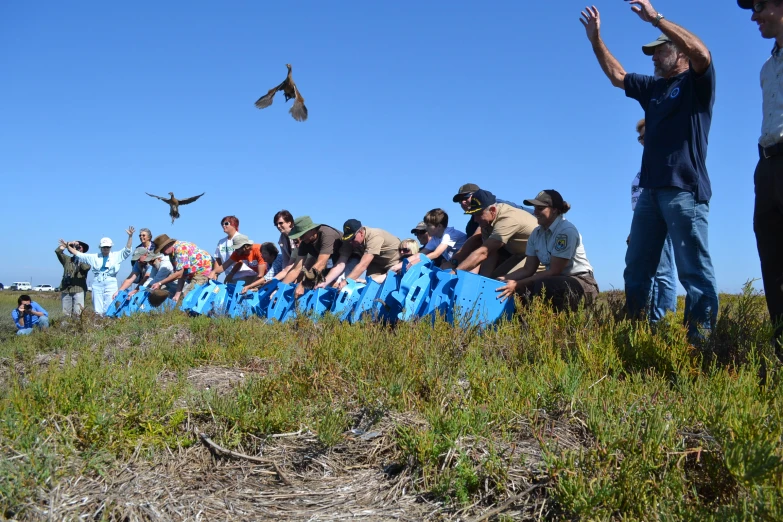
[0, 1, 768, 293]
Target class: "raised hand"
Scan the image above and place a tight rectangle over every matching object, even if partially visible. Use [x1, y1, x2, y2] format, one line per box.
[126, 226, 136, 236]
[628, 0, 657, 23]
[58, 239, 69, 249]
[579, 6, 601, 43]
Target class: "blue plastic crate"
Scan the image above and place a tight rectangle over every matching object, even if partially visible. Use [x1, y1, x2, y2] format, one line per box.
[351, 278, 382, 323]
[331, 279, 366, 322]
[452, 271, 515, 328]
[371, 271, 401, 323]
[298, 287, 338, 321]
[106, 290, 130, 318]
[190, 281, 225, 315]
[267, 282, 297, 322]
[399, 273, 433, 321]
[424, 269, 458, 324]
[128, 290, 151, 315]
[179, 283, 206, 313]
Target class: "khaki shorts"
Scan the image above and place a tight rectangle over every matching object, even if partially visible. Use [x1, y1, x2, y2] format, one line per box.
[182, 273, 210, 296]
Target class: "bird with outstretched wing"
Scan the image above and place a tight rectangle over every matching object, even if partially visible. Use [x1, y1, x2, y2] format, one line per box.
[255, 64, 308, 122]
[146, 191, 205, 224]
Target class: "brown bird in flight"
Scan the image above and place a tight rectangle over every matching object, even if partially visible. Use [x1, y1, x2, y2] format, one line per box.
[254, 64, 308, 122]
[146, 191, 205, 224]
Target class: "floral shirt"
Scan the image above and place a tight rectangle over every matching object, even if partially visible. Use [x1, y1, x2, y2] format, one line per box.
[171, 241, 212, 278]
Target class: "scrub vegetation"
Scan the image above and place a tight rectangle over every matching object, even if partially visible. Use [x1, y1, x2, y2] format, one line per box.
[0, 285, 781, 520]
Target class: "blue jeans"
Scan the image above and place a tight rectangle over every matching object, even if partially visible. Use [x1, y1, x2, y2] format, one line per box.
[648, 235, 678, 322]
[16, 316, 50, 335]
[625, 189, 718, 338]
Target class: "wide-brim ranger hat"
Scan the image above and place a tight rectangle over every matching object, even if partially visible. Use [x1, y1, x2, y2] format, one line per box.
[642, 34, 672, 56]
[131, 246, 151, 261]
[288, 216, 321, 240]
[464, 189, 497, 214]
[524, 189, 565, 209]
[152, 234, 177, 254]
[452, 183, 481, 202]
[231, 233, 253, 249]
[342, 219, 362, 240]
[139, 251, 163, 263]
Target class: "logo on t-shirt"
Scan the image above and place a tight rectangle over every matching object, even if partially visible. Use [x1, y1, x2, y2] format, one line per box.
[555, 234, 568, 252]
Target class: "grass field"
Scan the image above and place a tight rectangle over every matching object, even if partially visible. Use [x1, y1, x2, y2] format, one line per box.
[0, 287, 781, 520]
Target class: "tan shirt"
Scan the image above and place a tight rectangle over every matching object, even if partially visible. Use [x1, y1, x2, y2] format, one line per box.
[339, 227, 401, 274]
[481, 203, 539, 255]
[760, 46, 783, 148]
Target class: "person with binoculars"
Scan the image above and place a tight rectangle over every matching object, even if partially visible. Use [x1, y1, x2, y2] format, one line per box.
[59, 227, 135, 316]
[12, 295, 49, 335]
[56, 240, 92, 317]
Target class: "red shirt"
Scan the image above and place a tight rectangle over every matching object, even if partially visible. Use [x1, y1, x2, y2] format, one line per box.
[230, 244, 268, 275]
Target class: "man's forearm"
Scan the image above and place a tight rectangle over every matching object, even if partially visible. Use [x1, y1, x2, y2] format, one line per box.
[322, 262, 346, 287]
[457, 247, 489, 273]
[658, 19, 710, 71]
[591, 36, 626, 89]
[157, 269, 184, 286]
[345, 260, 371, 281]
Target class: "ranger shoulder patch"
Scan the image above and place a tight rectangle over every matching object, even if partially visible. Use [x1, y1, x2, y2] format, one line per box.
[554, 234, 568, 252]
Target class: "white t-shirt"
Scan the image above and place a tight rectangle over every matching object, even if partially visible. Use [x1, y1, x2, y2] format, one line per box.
[214, 236, 257, 280]
[631, 172, 643, 211]
[147, 256, 175, 287]
[424, 226, 468, 261]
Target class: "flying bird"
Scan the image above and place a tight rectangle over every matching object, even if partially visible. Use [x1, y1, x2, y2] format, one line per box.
[254, 64, 308, 122]
[145, 191, 205, 224]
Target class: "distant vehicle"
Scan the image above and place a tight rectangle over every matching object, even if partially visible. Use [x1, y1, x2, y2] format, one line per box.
[33, 284, 54, 292]
[10, 282, 32, 291]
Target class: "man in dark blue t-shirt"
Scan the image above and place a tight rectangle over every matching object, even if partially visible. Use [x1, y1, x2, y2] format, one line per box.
[579, 0, 719, 340]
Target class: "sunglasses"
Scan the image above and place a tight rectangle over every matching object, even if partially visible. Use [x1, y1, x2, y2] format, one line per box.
[222, 222, 232, 227]
[399, 248, 412, 254]
[753, 1, 769, 12]
[637, 135, 645, 143]
[275, 221, 287, 227]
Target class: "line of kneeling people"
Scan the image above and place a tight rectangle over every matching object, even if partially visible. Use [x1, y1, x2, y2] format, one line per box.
[44, 185, 596, 327]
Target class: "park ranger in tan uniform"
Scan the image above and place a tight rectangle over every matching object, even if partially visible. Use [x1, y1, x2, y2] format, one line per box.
[450, 189, 538, 278]
[318, 219, 402, 290]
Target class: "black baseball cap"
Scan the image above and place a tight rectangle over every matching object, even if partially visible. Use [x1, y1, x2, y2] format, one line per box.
[737, 0, 754, 8]
[342, 219, 362, 240]
[452, 183, 480, 202]
[464, 189, 497, 214]
[642, 34, 672, 56]
[524, 189, 565, 209]
[411, 222, 427, 234]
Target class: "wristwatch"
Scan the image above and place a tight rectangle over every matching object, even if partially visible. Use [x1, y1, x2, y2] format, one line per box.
[652, 13, 664, 27]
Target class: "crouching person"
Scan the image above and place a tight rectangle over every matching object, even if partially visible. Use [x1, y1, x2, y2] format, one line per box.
[150, 234, 212, 303]
[114, 247, 177, 299]
[496, 190, 598, 311]
[13, 295, 49, 335]
[450, 190, 538, 278]
[319, 219, 401, 290]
